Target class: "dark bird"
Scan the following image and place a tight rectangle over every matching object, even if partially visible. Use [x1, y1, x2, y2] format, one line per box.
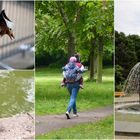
[0, 10, 14, 40]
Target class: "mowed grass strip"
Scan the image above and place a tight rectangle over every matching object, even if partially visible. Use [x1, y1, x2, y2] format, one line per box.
[35, 67, 114, 115]
[36, 115, 114, 139]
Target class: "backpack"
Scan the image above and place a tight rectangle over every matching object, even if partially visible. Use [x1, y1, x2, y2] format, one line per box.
[63, 62, 79, 83]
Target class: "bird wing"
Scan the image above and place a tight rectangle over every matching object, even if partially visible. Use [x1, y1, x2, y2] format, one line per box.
[0, 10, 14, 29]
[0, 10, 7, 28]
[1, 10, 11, 22]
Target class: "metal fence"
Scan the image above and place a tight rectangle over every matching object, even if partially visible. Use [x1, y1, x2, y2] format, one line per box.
[0, 1, 34, 60]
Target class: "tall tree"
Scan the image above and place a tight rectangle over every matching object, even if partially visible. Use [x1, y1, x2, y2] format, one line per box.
[77, 1, 114, 81]
[35, 1, 114, 82]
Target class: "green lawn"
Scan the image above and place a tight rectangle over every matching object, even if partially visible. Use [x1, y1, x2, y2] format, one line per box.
[35, 67, 114, 115]
[36, 115, 114, 139]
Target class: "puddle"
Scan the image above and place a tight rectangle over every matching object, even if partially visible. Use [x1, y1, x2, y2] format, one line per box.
[0, 70, 34, 118]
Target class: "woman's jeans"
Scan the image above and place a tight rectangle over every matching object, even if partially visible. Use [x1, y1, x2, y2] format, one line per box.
[66, 82, 80, 114]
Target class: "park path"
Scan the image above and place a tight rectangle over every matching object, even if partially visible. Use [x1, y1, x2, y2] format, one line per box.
[36, 106, 113, 136]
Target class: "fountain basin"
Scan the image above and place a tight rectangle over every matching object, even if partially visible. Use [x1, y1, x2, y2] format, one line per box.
[115, 102, 140, 134]
[115, 121, 140, 134]
[116, 102, 140, 115]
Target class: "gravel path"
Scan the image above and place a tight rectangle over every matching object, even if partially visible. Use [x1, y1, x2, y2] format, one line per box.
[36, 106, 113, 136]
[0, 112, 34, 139]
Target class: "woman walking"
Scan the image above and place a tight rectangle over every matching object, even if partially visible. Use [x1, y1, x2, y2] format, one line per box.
[65, 79, 80, 119]
[61, 56, 84, 119]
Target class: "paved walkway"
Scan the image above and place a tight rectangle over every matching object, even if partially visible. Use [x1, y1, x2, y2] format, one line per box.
[36, 106, 113, 136]
[115, 121, 140, 133]
[115, 135, 140, 139]
[115, 94, 139, 104]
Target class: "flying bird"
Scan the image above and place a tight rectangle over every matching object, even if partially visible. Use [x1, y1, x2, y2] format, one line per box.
[0, 10, 14, 40]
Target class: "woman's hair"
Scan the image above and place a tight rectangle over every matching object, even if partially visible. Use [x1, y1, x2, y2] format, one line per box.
[74, 53, 80, 62]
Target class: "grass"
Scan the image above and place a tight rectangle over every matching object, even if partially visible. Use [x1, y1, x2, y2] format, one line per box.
[36, 115, 114, 139]
[35, 67, 114, 115]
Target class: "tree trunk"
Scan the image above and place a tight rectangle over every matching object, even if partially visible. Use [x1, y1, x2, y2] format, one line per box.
[89, 38, 96, 81]
[94, 52, 97, 74]
[68, 32, 75, 58]
[90, 49, 94, 80]
[56, 2, 75, 58]
[97, 36, 103, 83]
[139, 93, 140, 104]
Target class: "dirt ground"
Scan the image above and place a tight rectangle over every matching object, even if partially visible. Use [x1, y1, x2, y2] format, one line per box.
[0, 112, 34, 139]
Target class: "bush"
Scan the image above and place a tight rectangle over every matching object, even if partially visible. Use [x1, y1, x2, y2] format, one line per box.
[115, 65, 125, 91]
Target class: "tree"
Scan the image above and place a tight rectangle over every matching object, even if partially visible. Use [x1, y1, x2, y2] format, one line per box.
[35, 1, 114, 82]
[36, 1, 88, 59]
[115, 31, 139, 91]
[77, 1, 114, 81]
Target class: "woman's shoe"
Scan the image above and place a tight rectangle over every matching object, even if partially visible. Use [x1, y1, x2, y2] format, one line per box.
[65, 111, 70, 119]
[61, 83, 65, 87]
[79, 84, 84, 89]
[73, 113, 78, 117]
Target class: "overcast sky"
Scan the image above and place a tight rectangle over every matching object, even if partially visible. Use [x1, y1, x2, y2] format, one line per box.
[115, 0, 140, 35]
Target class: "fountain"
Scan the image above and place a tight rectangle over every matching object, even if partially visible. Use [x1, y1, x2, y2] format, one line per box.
[115, 62, 140, 136]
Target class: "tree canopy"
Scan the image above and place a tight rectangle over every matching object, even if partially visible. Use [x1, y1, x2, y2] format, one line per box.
[115, 31, 140, 91]
[35, 1, 114, 82]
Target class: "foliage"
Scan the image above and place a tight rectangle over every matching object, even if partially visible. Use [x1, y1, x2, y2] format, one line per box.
[36, 115, 114, 139]
[128, 34, 140, 61]
[115, 31, 140, 91]
[35, 1, 114, 68]
[35, 1, 68, 66]
[115, 65, 124, 91]
[77, 1, 114, 58]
